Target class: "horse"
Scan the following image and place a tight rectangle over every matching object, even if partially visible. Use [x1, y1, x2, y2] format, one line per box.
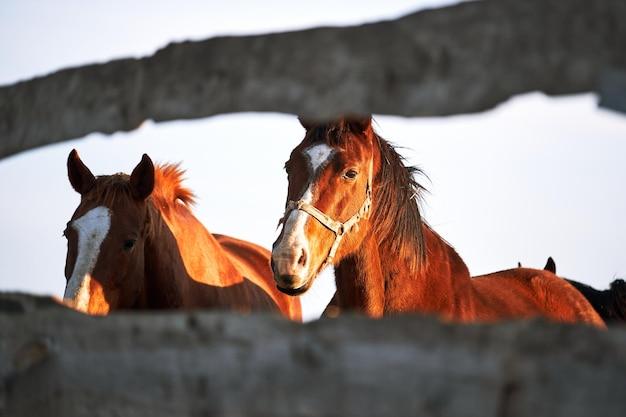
[540, 257, 626, 325]
[63, 149, 301, 320]
[271, 116, 603, 327]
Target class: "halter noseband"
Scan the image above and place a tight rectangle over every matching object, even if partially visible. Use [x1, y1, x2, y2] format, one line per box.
[279, 163, 373, 268]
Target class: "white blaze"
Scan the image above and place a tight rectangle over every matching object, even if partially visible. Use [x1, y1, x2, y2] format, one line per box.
[306, 143, 334, 172]
[64, 206, 111, 311]
[274, 144, 334, 280]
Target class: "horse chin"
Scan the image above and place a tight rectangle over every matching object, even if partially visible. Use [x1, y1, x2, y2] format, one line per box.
[276, 278, 314, 296]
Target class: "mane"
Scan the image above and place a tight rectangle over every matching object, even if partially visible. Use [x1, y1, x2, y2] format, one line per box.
[308, 121, 427, 273]
[371, 134, 427, 273]
[152, 163, 196, 209]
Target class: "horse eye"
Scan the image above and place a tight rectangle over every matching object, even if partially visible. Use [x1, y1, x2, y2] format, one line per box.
[123, 239, 136, 250]
[343, 169, 358, 180]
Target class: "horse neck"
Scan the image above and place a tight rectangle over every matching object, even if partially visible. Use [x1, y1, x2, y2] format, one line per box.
[335, 222, 472, 317]
[141, 201, 241, 308]
[418, 225, 474, 312]
[334, 234, 385, 316]
[333, 137, 472, 316]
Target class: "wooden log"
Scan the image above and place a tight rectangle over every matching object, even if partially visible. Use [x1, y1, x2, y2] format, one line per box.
[1, 0, 625, 158]
[1, 293, 626, 417]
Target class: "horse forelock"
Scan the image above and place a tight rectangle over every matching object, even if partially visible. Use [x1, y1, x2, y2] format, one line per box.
[86, 174, 133, 207]
[304, 119, 359, 147]
[82, 164, 196, 231]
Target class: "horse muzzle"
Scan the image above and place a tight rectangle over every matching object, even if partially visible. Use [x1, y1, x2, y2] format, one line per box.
[271, 254, 314, 295]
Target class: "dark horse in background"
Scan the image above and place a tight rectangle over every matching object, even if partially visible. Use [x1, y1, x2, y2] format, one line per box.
[63, 150, 301, 320]
[271, 116, 603, 327]
[539, 257, 626, 325]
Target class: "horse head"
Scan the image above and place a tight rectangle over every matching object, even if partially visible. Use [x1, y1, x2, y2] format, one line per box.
[63, 150, 154, 314]
[271, 116, 382, 295]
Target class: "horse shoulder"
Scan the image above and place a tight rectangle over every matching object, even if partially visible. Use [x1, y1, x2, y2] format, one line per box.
[214, 234, 271, 279]
[215, 234, 302, 321]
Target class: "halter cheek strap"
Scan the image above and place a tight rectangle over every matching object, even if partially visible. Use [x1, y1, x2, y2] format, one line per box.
[279, 162, 373, 268]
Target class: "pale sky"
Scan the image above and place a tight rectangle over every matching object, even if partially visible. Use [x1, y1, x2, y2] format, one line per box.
[2, 1, 625, 321]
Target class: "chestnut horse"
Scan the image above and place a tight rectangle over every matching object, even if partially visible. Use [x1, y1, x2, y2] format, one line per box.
[63, 150, 301, 320]
[271, 116, 602, 326]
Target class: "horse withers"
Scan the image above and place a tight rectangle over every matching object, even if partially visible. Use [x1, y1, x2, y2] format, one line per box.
[63, 150, 301, 320]
[271, 116, 603, 327]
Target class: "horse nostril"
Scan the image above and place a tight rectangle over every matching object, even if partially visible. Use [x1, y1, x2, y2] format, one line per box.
[297, 248, 308, 267]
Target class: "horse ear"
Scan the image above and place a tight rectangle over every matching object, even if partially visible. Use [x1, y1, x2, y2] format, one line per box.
[347, 115, 372, 133]
[544, 257, 556, 274]
[130, 154, 155, 200]
[67, 149, 96, 195]
[298, 116, 315, 131]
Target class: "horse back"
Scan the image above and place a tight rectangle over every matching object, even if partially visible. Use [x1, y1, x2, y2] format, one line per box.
[471, 268, 605, 327]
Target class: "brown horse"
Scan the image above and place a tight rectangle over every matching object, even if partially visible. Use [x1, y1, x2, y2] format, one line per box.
[63, 150, 301, 320]
[271, 116, 602, 326]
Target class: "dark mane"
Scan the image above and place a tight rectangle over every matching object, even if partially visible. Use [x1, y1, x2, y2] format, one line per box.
[371, 134, 427, 273]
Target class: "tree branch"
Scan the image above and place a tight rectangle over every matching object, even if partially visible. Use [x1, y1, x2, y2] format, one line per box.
[1, 0, 625, 158]
[1, 293, 626, 417]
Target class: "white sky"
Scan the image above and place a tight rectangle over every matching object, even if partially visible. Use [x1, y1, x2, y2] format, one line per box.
[2, 1, 626, 320]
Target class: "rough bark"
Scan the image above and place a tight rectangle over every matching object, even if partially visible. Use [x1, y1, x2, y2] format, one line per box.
[1, 0, 625, 159]
[1, 292, 626, 417]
